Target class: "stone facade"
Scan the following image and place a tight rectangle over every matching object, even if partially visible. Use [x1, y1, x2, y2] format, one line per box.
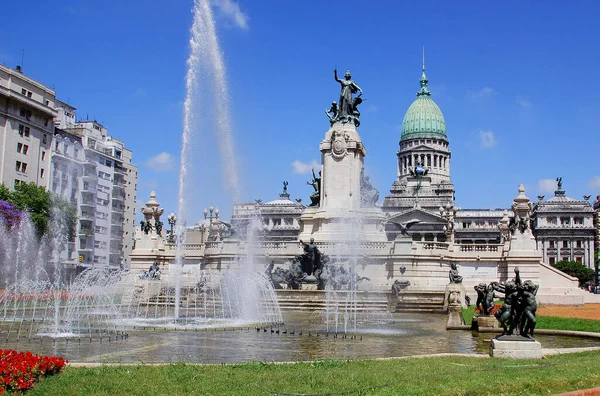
[0, 65, 57, 190]
[130, 65, 591, 305]
[532, 183, 596, 268]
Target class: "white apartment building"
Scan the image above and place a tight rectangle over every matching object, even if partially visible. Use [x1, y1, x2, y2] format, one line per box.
[60, 120, 137, 268]
[121, 147, 138, 270]
[0, 65, 57, 190]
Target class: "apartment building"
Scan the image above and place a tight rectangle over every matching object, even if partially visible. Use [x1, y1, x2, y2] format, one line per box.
[0, 65, 56, 190]
[60, 121, 137, 268]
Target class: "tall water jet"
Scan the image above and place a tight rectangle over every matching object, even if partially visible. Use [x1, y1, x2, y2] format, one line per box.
[172, 0, 278, 324]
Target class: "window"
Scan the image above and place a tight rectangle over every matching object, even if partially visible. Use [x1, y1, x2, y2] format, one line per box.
[560, 217, 570, 225]
[19, 108, 32, 119]
[549, 257, 555, 265]
[17, 144, 29, 155]
[574, 217, 584, 225]
[549, 240, 555, 248]
[547, 217, 557, 225]
[15, 161, 27, 173]
[21, 88, 27, 95]
[24, 127, 30, 137]
[18, 124, 25, 136]
[43, 134, 47, 144]
[563, 240, 569, 248]
[576, 240, 582, 248]
[576, 257, 582, 263]
[40, 169, 44, 178]
[27, 92, 32, 98]
[14, 180, 22, 188]
[44, 119, 48, 126]
[41, 151, 46, 161]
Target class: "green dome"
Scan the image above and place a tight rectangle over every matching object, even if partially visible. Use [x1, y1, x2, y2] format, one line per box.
[400, 67, 447, 142]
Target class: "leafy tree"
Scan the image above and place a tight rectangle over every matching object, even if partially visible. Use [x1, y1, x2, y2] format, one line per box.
[51, 196, 77, 242]
[552, 260, 595, 287]
[10, 183, 51, 237]
[0, 183, 77, 240]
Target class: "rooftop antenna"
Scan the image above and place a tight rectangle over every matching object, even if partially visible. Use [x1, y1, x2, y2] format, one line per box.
[21, 49, 24, 69]
[422, 46, 425, 72]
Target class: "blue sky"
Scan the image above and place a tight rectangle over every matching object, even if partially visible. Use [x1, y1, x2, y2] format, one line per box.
[2, 1, 599, 223]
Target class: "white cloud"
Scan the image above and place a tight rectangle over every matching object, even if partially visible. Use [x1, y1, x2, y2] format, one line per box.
[479, 130, 497, 148]
[367, 104, 378, 112]
[292, 160, 319, 175]
[517, 97, 533, 108]
[589, 176, 600, 189]
[214, 0, 249, 31]
[145, 152, 175, 172]
[538, 179, 556, 193]
[469, 87, 495, 98]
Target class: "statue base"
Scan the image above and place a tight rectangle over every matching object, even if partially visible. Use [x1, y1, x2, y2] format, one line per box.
[301, 275, 319, 291]
[446, 305, 465, 328]
[443, 283, 466, 312]
[472, 315, 499, 332]
[489, 335, 542, 359]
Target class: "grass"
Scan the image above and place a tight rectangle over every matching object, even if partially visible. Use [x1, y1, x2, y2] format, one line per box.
[28, 351, 600, 395]
[462, 305, 600, 333]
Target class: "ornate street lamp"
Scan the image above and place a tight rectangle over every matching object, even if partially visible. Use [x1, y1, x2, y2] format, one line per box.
[439, 203, 457, 243]
[167, 212, 177, 243]
[204, 206, 219, 223]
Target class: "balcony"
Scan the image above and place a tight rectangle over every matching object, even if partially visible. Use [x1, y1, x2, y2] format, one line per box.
[78, 227, 94, 237]
[80, 200, 95, 208]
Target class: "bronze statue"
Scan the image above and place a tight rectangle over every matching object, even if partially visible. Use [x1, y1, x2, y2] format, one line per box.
[325, 101, 339, 124]
[332, 69, 364, 125]
[448, 263, 463, 284]
[474, 282, 496, 315]
[307, 169, 321, 207]
[282, 181, 288, 195]
[493, 267, 539, 337]
[299, 238, 320, 275]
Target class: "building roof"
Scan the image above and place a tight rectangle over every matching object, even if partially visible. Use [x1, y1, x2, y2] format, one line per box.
[401, 65, 447, 142]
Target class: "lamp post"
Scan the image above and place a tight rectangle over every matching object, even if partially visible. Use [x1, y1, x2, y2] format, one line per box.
[167, 212, 177, 243]
[204, 205, 219, 223]
[439, 203, 457, 243]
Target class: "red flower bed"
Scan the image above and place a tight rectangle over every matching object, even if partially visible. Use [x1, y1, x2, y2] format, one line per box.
[0, 349, 67, 393]
[474, 303, 503, 316]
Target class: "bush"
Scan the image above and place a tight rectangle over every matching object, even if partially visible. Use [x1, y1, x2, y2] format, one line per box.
[552, 260, 595, 287]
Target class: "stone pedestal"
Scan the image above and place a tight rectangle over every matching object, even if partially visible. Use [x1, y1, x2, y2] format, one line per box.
[446, 305, 465, 328]
[443, 282, 466, 312]
[489, 335, 542, 358]
[472, 315, 499, 331]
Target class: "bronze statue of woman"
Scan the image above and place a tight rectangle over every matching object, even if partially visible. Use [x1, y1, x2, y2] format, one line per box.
[334, 69, 362, 117]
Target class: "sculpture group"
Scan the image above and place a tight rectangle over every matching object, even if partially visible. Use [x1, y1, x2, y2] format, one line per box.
[474, 267, 539, 337]
[326, 69, 364, 126]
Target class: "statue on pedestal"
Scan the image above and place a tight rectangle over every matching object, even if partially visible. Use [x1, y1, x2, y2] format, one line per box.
[493, 267, 539, 337]
[448, 263, 463, 283]
[328, 69, 364, 126]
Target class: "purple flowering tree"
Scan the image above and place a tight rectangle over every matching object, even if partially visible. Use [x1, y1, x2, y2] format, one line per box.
[0, 200, 22, 229]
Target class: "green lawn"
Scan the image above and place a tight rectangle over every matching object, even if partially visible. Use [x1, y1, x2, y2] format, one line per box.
[463, 305, 600, 333]
[29, 351, 600, 395]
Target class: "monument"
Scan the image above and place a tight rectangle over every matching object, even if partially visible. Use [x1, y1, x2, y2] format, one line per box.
[489, 267, 542, 358]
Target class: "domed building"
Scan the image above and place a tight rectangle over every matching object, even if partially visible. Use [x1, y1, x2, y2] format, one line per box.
[383, 63, 455, 242]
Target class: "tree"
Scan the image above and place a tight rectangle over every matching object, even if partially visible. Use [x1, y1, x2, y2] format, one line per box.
[10, 183, 51, 237]
[552, 260, 595, 287]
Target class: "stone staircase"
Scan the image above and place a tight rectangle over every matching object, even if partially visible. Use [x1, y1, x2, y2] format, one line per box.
[389, 290, 446, 313]
[275, 290, 389, 312]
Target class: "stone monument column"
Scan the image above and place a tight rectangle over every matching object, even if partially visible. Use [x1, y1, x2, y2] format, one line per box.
[319, 122, 366, 213]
